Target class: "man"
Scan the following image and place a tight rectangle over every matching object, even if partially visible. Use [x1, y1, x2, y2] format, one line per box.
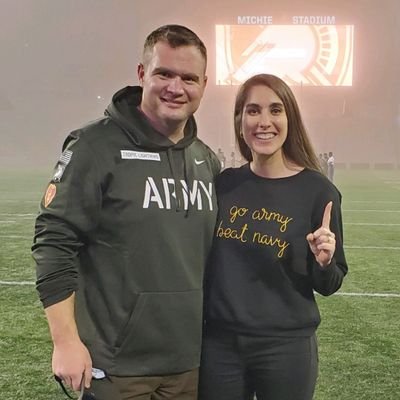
[327, 151, 335, 182]
[322, 153, 329, 176]
[32, 25, 220, 400]
[318, 153, 327, 175]
[216, 148, 226, 169]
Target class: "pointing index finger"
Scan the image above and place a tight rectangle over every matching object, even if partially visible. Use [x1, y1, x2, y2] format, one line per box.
[322, 201, 332, 229]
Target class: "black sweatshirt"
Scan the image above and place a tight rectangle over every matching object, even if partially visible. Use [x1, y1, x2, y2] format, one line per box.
[204, 165, 348, 337]
[32, 86, 220, 376]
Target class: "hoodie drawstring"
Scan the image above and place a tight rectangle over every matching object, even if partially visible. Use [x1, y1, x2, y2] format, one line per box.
[183, 149, 190, 218]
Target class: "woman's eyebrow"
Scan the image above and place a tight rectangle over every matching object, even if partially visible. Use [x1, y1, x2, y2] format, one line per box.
[245, 103, 261, 108]
[270, 102, 284, 107]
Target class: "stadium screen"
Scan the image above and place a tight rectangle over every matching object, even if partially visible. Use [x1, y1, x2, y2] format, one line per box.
[216, 24, 354, 86]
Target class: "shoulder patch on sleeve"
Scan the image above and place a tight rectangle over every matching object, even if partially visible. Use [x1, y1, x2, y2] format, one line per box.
[44, 184, 57, 207]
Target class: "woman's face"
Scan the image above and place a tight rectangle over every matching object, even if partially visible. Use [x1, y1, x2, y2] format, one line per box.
[241, 84, 288, 162]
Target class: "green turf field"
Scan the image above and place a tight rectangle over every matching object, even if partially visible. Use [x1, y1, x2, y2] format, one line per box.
[0, 168, 399, 399]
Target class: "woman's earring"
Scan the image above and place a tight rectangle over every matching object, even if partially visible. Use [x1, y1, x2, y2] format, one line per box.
[239, 130, 243, 138]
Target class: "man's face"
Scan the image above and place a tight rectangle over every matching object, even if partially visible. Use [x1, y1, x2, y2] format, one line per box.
[138, 41, 207, 134]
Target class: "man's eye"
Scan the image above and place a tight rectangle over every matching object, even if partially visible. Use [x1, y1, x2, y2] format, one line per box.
[183, 77, 197, 83]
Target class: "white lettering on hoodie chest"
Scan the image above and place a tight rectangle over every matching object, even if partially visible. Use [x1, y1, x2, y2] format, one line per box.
[143, 177, 214, 211]
[121, 150, 161, 161]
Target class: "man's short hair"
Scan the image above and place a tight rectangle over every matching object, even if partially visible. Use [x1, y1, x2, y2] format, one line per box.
[143, 24, 207, 67]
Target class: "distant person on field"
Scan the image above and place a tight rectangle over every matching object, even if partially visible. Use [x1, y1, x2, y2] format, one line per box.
[230, 151, 237, 168]
[32, 24, 220, 400]
[318, 153, 327, 175]
[327, 151, 335, 182]
[217, 147, 226, 169]
[322, 153, 329, 176]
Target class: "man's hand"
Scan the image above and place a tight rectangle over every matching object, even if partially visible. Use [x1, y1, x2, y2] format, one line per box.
[306, 201, 336, 267]
[45, 294, 92, 391]
[53, 338, 92, 390]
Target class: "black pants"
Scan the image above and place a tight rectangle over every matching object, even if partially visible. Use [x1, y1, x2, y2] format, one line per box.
[199, 327, 318, 400]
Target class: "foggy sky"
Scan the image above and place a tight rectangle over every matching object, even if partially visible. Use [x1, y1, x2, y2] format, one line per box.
[1, 0, 399, 168]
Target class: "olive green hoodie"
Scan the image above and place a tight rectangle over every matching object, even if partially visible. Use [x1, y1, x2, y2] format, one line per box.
[33, 86, 220, 376]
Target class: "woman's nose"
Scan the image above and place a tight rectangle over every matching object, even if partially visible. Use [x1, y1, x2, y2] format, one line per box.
[257, 114, 271, 129]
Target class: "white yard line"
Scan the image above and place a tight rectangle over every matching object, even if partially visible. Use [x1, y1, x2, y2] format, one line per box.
[4, 219, 400, 227]
[335, 292, 400, 298]
[345, 245, 400, 250]
[0, 213, 36, 217]
[2, 237, 400, 251]
[0, 280, 35, 286]
[346, 201, 400, 204]
[1, 280, 399, 299]
[4, 234, 400, 247]
[343, 209, 400, 212]
[0, 235, 32, 239]
[344, 223, 400, 226]
[0, 200, 38, 203]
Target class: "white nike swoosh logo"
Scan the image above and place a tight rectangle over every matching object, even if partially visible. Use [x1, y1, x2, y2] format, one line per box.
[194, 159, 205, 165]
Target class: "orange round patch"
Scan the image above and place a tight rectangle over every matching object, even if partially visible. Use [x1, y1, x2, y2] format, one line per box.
[44, 183, 57, 208]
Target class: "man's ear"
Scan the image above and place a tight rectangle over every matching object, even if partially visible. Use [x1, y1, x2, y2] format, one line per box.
[137, 63, 145, 85]
[203, 75, 208, 89]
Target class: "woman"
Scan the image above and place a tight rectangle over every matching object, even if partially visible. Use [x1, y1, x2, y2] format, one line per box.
[199, 74, 348, 400]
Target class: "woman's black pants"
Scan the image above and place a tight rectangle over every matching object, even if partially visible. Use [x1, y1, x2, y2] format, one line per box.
[199, 327, 318, 400]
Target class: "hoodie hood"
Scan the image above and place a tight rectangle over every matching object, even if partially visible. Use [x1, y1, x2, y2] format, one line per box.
[105, 86, 198, 151]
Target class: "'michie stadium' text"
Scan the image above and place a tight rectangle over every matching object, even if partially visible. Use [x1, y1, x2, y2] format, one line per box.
[237, 15, 336, 25]
[292, 16, 335, 24]
[237, 16, 273, 24]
